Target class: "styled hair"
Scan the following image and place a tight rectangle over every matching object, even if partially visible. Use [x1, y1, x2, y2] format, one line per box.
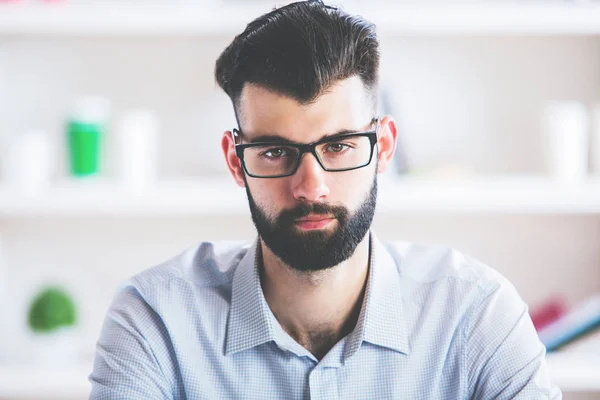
[215, 0, 380, 120]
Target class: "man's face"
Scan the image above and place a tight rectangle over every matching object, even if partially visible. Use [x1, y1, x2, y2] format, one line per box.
[235, 77, 380, 272]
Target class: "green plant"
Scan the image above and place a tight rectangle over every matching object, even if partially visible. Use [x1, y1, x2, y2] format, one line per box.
[27, 286, 77, 333]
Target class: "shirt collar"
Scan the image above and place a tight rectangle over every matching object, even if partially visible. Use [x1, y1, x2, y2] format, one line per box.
[225, 238, 274, 355]
[225, 232, 410, 358]
[344, 232, 410, 360]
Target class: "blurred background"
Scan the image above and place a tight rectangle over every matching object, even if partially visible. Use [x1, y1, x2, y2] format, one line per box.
[1, 0, 600, 399]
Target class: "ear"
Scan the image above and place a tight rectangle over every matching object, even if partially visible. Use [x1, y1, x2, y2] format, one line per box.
[375, 116, 398, 174]
[222, 130, 246, 188]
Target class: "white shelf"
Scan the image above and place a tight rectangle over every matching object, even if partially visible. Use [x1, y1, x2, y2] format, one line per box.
[0, 353, 596, 398]
[0, 363, 92, 399]
[2, 177, 600, 217]
[0, 178, 250, 217]
[376, 177, 600, 215]
[2, 2, 600, 36]
[546, 352, 600, 392]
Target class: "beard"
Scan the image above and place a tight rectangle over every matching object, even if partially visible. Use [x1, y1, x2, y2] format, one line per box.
[244, 173, 377, 273]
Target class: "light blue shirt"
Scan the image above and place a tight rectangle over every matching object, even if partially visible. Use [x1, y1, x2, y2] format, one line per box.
[89, 232, 561, 399]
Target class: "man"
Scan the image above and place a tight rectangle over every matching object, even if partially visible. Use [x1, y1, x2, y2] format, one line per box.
[89, 1, 561, 398]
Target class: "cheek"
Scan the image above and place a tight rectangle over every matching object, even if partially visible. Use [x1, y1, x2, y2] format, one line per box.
[327, 168, 374, 209]
[247, 179, 290, 214]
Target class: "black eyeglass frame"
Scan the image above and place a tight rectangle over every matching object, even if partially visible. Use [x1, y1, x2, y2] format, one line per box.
[232, 119, 380, 178]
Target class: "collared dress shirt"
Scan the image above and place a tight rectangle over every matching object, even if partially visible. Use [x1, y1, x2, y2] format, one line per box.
[89, 232, 561, 399]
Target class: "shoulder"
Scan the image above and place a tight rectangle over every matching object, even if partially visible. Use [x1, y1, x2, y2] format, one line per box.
[120, 240, 254, 299]
[386, 241, 512, 295]
[384, 241, 523, 320]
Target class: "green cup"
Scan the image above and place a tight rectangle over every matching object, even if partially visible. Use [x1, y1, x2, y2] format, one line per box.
[67, 120, 102, 176]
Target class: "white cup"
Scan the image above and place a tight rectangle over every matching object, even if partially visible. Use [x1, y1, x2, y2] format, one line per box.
[116, 109, 159, 190]
[542, 101, 589, 184]
[2, 130, 54, 195]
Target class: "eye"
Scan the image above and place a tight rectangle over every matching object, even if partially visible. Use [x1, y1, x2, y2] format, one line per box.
[261, 147, 289, 158]
[325, 143, 350, 153]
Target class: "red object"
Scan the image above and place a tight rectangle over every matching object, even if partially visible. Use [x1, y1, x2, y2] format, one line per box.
[530, 297, 569, 331]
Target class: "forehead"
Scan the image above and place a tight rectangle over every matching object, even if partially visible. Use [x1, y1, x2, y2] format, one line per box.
[238, 76, 373, 142]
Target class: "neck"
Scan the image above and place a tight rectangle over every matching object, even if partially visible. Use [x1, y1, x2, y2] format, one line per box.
[259, 232, 371, 359]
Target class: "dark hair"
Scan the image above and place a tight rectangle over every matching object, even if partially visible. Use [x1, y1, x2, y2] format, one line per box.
[215, 0, 380, 120]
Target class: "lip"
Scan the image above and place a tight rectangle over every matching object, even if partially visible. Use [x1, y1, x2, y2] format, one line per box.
[294, 215, 334, 230]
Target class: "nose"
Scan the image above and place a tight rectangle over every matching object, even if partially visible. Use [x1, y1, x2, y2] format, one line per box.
[290, 153, 330, 202]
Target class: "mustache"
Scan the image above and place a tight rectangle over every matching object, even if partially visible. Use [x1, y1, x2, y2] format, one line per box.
[277, 202, 348, 225]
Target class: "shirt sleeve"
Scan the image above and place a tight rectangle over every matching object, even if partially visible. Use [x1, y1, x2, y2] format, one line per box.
[465, 279, 562, 399]
[88, 284, 176, 399]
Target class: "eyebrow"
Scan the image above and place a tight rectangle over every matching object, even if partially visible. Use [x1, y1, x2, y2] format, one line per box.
[247, 128, 367, 144]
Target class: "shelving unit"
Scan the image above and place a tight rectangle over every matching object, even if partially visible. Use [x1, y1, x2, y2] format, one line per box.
[1, 1, 599, 398]
[1, 2, 600, 36]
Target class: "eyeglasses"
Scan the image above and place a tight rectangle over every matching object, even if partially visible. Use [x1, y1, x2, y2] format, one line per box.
[232, 119, 379, 178]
